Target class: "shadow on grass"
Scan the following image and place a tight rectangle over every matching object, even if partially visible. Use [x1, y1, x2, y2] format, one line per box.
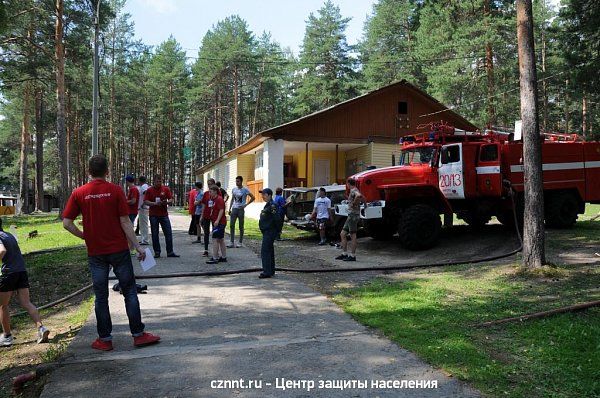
[336, 266, 600, 398]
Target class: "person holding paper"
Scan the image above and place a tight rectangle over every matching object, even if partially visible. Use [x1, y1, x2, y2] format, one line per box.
[144, 175, 179, 259]
[63, 154, 160, 351]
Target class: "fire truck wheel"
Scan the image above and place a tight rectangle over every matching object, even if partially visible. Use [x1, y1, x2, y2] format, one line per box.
[398, 204, 441, 250]
[366, 219, 397, 240]
[546, 192, 579, 228]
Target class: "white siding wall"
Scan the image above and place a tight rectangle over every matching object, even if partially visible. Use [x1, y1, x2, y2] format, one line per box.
[200, 156, 238, 196]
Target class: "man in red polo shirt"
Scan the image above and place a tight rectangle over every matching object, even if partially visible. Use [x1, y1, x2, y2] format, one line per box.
[62, 155, 160, 351]
[143, 175, 179, 259]
[125, 175, 140, 224]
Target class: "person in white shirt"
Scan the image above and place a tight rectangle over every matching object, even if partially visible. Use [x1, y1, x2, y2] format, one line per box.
[311, 187, 332, 246]
[137, 176, 150, 245]
[228, 176, 255, 248]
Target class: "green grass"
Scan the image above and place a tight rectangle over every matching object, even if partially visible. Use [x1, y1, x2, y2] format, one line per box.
[335, 263, 600, 397]
[240, 218, 313, 240]
[1, 213, 83, 253]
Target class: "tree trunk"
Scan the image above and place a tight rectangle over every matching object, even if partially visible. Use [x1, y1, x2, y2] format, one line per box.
[517, 0, 545, 268]
[582, 94, 588, 139]
[253, 60, 265, 135]
[233, 64, 240, 146]
[540, 2, 548, 132]
[55, 0, 69, 215]
[35, 87, 44, 212]
[484, 1, 495, 126]
[564, 79, 569, 133]
[18, 83, 31, 215]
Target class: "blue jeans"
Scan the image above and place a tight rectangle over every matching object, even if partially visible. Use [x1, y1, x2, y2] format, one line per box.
[149, 215, 174, 255]
[88, 250, 144, 340]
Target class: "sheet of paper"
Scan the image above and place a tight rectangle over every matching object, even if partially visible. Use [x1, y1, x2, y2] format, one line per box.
[140, 248, 156, 272]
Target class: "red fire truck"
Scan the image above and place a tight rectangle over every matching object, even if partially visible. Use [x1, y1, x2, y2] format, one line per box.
[335, 124, 600, 250]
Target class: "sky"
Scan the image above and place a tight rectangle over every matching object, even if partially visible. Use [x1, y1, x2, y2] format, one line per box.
[122, 0, 377, 59]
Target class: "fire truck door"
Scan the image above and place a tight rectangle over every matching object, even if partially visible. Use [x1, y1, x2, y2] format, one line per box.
[438, 143, 465, 199]
[476, 143, 502, 197]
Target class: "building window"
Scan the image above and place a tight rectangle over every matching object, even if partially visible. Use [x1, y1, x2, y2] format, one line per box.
[398, 101, 408, 115]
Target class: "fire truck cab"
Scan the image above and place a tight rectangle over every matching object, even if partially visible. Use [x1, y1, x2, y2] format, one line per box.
[335, 124, 600, 250]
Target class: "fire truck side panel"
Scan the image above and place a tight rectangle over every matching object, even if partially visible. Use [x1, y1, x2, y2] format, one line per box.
[584, 142, 600, 202]
[461, 144, 479, 198]
[541, 143, 586, 200]
[503, 142, 588, 202]
[476, 143, 503, 197]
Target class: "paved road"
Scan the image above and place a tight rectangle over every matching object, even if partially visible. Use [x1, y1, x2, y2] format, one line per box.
[40, 215, 480, 398]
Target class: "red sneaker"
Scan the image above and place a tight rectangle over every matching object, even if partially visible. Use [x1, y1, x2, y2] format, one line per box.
[91, 338, 113, 351]
[133, 332, 161, 347]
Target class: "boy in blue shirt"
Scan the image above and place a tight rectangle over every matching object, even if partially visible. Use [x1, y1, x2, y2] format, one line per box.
[274, 187, 287, 240]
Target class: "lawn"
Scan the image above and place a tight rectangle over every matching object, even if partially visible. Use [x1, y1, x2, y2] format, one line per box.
[335, 204, 600, 398]
[1, 213, 83, 254]
[239, 217, 313, 240]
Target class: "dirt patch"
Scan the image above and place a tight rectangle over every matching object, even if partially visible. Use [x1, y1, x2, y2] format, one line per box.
[0, 294, 92, 398]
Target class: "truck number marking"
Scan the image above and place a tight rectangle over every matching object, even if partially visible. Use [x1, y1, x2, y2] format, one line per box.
[439, 174, 462, 188]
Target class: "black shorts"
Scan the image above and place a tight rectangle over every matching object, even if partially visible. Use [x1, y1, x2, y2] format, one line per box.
[0, 271, 30, 292]
[212, 224, 226, 239]
[316, 218, 329, 230]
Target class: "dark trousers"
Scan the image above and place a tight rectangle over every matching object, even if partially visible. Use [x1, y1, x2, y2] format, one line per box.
[261, 230, 277, 276]
[188, 214, 199, 235]
[128, 214, 137, 223]
[201, 217, 211, 251]
[276, 214, 285, 239]
[149, 215, 174, 255]
[88, 250, 144, 340]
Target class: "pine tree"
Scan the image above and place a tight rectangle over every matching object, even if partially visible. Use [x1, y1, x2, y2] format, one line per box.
[294, 0, 358, 116]
[360, 0, 422, 90]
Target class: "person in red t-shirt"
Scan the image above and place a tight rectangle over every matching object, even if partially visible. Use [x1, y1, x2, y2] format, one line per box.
[125, 175, 140, 223]
[198, 178, 221, 257]
[187, 182, 202, 236]
[62, 155, 160, 351]
[143, 175, 179, 259]
[205, 186, 227, 264]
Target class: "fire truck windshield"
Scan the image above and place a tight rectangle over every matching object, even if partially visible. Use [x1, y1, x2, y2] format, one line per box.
[399, 147, 436, 166]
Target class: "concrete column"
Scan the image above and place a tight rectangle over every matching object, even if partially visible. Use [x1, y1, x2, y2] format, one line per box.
[263, 139, 284, 190]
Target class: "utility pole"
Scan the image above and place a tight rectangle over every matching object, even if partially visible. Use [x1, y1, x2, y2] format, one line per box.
[91, 0, 100, 155]
[517, 0, 545, 268]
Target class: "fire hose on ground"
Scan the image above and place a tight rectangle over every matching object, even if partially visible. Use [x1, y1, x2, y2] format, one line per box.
[10, 189, 600, 393]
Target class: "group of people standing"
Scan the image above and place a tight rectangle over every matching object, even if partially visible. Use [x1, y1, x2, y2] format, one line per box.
[1, 152, 363, 351]
[185, 176, 283, 278]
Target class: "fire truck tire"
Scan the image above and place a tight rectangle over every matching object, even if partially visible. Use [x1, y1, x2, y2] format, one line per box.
[546, 192, 578, 228]
[398, 204, 441, 250]
[366, 219, 397, 240]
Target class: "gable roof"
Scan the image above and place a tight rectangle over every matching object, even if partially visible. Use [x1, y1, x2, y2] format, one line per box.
[197, 80, 478, 173]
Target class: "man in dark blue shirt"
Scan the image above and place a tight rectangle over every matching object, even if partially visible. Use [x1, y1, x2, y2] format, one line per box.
[0, 218, 49, 346]
[258, 188, 282, 278]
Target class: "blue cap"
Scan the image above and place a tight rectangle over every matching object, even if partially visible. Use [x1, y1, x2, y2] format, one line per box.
[125, 175, 135, 182]
[259, 188, 273, 196]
